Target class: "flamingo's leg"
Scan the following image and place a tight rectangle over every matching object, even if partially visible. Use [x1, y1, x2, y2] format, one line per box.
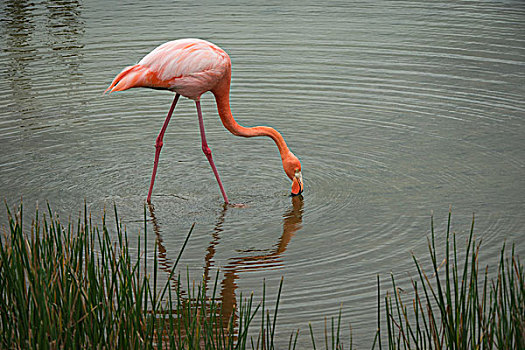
[147, 93, 180, 203]
[195, 100, 229, 204]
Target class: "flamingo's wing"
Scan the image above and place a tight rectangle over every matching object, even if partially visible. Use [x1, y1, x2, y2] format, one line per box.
[105, 39, 230, 98]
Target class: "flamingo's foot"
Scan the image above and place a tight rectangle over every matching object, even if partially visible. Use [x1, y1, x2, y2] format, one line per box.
[225, 202, 248, 209]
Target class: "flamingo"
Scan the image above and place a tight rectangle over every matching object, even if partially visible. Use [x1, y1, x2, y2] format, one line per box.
[105, 38, 303, 204]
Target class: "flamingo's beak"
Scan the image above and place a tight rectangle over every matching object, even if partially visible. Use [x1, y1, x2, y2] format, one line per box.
[291, 171, 303, 196]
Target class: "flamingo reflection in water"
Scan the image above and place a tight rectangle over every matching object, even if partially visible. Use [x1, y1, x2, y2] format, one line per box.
[148, 195, 304, 338]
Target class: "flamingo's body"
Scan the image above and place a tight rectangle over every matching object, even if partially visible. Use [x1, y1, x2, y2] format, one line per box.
[106, 39, 303, 204]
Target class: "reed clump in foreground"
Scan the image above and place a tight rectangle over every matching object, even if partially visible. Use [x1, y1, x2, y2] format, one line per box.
[0, 203, 286, 349]
[374, 212, 524, 350]
[0, 203, 523, 349]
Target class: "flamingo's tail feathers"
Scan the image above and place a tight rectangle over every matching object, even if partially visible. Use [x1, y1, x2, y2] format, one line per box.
[104, 65, 148, 94]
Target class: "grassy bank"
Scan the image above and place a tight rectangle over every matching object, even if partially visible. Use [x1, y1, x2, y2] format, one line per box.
[0, 204, 523, 349]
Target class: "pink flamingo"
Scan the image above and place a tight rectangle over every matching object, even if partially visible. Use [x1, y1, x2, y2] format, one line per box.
[105, 38, 303, 204]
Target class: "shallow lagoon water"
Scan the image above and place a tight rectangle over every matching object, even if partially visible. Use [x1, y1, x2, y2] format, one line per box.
[1, 0, 524, 347]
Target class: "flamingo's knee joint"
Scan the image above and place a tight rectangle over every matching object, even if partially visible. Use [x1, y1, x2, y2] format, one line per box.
[202, 145, 212, 157]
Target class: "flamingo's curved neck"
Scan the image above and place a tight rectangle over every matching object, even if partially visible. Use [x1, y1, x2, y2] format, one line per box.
[212, 81, 292, 161]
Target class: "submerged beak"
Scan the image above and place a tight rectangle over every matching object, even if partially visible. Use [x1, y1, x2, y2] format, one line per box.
[291, 171, 303, 196]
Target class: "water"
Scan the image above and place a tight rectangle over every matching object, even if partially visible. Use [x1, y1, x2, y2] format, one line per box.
[1, 0, 524, 347]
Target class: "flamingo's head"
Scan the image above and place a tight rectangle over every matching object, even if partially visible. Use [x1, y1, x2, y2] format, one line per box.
[283, 153, 303, 196]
